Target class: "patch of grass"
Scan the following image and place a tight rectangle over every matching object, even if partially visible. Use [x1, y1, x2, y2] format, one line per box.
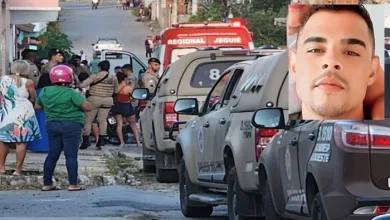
[104, 154, 136, 176]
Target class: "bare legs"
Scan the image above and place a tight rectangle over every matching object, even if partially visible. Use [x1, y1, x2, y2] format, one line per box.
[0, 142, 8, 174]
[115, 114, 126, 146]
[126, 115, 141, 146]
[14, 143, 27, 176]
[0, 142, 27, 175]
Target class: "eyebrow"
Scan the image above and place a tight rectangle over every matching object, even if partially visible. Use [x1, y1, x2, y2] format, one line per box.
[303, 36, 367, 49]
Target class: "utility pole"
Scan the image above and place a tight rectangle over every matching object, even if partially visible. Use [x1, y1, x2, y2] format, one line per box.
[171, 0, 178, 25]
[191, 0, 197, 15]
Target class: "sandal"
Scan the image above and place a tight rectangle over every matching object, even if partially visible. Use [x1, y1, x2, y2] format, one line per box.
[12, 171, 21, 176]
[68, 186, 85, 191]
[41, 186, 61, 191]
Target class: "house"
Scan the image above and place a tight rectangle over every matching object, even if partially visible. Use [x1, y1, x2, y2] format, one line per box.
[0, 0, 60, 76]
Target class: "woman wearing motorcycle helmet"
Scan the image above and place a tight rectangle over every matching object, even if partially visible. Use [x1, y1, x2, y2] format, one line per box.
[35, 65, 91, 191]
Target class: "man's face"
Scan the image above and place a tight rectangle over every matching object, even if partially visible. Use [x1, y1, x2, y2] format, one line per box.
[123, 69, 132, 76]
[149, 62, 160, 72]
[54, 53, 64, 63]
[75, 59, 81, 66]
[289, 10, 379, 118]
[115, 68, 121, 74]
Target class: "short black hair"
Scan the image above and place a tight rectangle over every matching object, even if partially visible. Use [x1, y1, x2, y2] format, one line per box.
[81, 60, 88, 65]
[297, 5, 375, 55]
[98, 60, 110, 71]
[122, 64, 133, 72]
[115, 66, 122, 70]
[117, 72, 128, 84]
[37, 74, 53, 88]
[21, 49, 37, 60]
[78, 72, 89, 82]
[48, 48, 64, 59]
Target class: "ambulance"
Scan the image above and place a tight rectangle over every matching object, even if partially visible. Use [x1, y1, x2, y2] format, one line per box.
[153, 18, 255, 77]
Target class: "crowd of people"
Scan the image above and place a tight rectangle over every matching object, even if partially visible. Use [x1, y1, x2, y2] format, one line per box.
[0, 48, 161, 191]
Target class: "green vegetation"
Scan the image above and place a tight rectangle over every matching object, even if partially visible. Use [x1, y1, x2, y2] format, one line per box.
[37, 22, 74, 61]
[105, 154, 137, 176]
[189, 0, 287, 47]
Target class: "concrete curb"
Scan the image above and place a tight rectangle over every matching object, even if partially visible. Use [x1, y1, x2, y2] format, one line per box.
[0, 150, 142, 190]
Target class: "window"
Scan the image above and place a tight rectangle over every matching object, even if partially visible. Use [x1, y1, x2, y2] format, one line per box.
[170, 48, 198, 63]
[190, 61, 241, 88]
[221, 69, 244, 107]
[103, 52, 131, 74]
[205, 72, 232, 113]
[132, 58, 146, 79]
[97, 39, 118, 44]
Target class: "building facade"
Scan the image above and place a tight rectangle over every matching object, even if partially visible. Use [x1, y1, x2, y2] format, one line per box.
[0, 0, 60, 76]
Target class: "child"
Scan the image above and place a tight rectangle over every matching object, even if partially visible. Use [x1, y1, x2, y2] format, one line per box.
[35, 65, 91, 191]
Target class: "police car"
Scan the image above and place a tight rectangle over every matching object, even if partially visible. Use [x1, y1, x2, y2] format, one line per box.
[252, 108, 390, 220]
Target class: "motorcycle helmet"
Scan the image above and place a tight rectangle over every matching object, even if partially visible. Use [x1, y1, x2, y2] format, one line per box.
[49, 65, 74, 84]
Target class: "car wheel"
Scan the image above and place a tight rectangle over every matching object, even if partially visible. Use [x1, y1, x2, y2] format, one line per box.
[228, 167, 258, 220]
[155, 167, 178, 183]
[142, 144, 156, 173]
[264, 178, 284, 220]
[179, 159, 213, 217]
[311, 193, 327, 220]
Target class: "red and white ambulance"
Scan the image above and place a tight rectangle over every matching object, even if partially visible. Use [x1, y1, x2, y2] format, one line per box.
[153, 18, 255, 76]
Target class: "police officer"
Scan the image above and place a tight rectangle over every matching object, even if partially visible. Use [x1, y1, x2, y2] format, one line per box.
[121, 64, 137, 88]
[79, 60, 118, 150]
[21, 49, 40, 88]
[141, 58, 160, 93]
[41, 49, 64, 75]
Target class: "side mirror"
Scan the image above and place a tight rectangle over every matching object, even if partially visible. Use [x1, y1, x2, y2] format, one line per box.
[91, 43, 95, 46]
[174, 98, 199, 115]
[251, 107, 285, 129]
[132, 88, 150, 100]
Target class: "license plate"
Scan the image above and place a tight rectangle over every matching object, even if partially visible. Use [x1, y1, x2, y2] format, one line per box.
[108, 117, 116, 125]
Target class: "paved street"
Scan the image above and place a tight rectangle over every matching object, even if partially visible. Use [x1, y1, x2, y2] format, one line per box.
[0, 185, 227, 219]
[59, 2, 151, 72]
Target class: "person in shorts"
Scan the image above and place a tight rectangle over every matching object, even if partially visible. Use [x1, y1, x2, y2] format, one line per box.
[111, 72, 141, 147]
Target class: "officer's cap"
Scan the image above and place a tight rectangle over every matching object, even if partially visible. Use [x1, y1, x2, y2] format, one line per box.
[148, 58, 161, 65]
[48, 48, 64, 58]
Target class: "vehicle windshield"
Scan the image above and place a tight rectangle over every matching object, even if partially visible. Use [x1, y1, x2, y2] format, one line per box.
[190, 61, 240, 88]
[98, 39, 118, 44]
[171, 48, 198, 63]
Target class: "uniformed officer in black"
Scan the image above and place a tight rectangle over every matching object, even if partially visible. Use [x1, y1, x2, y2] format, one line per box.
[141, 58, 160, 93]
[21, 49, 40, 88]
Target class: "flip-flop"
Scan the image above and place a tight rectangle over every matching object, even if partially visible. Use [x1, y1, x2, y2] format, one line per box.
[12, 172, 21, 176]
[68, 186, 85, 191]
[41, 186, 61, 191]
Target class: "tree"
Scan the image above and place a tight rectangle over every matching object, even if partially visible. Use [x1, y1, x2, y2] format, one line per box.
[37, 22, 73, 62]
[189, 3, 224, 21]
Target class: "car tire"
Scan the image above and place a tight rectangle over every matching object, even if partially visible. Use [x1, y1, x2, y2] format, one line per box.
[142, 144, 156, 173]
[264, 178, 284, 220]
[311, 193, 327, 220]
[179, 159, 213, 217]
[156, 168, 178, 183]
[228, 167, 258, 220]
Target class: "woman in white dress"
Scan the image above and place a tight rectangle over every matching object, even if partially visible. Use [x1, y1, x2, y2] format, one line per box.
[0, 60, 41, 176]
